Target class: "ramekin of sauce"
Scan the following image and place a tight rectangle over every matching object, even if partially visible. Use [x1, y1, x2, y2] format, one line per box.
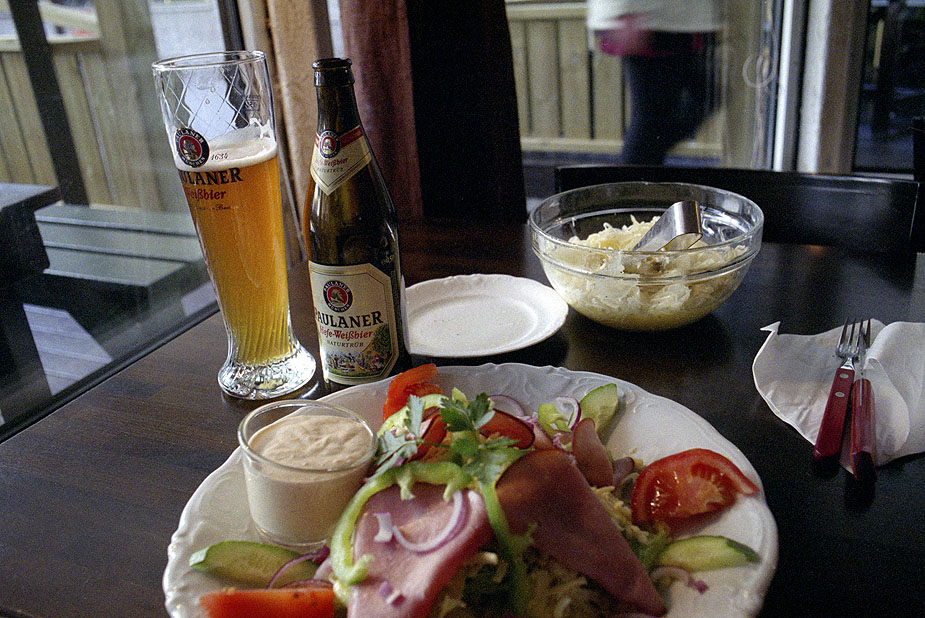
[238, 400, 376, 550]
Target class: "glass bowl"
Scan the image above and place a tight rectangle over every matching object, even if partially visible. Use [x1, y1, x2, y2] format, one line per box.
[529, 182, 763, 331]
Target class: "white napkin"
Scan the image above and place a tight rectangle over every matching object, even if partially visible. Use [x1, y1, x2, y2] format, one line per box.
[753, 320, 925, 468]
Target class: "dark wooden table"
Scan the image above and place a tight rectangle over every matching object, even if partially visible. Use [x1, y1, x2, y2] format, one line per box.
[1, 220, 924, 618]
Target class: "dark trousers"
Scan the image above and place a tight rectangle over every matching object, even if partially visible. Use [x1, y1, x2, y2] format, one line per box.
[620, 48, 717, 165]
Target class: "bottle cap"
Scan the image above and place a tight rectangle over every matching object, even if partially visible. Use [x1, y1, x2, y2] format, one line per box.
[312, 58, 354, 87]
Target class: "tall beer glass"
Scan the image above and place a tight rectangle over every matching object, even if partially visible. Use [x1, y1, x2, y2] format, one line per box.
[152, 51, 314, 399]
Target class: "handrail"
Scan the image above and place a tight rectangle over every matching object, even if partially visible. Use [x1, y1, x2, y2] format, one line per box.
[0, 33, 101, 53]
[0, 0, 99, 35]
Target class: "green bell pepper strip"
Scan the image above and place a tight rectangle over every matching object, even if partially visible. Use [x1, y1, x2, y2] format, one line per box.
[477, 479, 532, 616]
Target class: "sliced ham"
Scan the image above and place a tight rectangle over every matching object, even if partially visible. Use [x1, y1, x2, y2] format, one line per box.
[496, 449, 666, 616]
[348, 483, 492, 618]
[571, 417, 614, 487]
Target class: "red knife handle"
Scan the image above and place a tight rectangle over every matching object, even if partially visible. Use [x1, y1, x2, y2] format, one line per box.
[850, 378, 876, 481]
[813, 367, 854, 460]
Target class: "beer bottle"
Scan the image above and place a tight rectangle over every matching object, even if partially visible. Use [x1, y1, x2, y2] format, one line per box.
[305, 58, 411, 392]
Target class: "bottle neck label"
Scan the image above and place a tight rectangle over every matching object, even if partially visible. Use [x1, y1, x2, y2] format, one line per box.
[308, 261, 400, 386]
[310, 125, 372, 195]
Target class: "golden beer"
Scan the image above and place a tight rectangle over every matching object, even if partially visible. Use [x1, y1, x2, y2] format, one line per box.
[177, 138, 293, 366]
[154, 50, 314, 398]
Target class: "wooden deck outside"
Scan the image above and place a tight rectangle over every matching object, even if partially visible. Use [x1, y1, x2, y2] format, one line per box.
[0, 0, 179, 213]
[506, 0, 724, 160]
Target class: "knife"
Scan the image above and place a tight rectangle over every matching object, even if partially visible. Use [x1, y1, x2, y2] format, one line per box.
[849, 320, 876, 481]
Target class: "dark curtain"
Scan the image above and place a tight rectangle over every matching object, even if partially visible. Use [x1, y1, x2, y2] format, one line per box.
[338, 0, 526, 222]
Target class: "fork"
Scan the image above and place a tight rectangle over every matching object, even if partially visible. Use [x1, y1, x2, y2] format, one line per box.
[813, 319, 863, 461]
[850, 319, 876, 480]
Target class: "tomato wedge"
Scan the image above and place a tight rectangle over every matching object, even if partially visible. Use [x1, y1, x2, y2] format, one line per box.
[200, 586, 335, 618]
[382, 363, 442, 420]
[410, 410, 448, 461]
[630, 448, 759, 532]
[479, 409, 535, 450]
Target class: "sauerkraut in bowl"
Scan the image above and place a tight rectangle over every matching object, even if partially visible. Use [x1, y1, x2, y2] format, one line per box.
[529, 182, 763, 331]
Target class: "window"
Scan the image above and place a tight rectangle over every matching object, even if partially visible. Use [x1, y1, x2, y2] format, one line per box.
[854, 0, 925, 172]
[0, 0, 232, 440]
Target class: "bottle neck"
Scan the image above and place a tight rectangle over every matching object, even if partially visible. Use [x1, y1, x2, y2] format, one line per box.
[315, 83, 362, 135]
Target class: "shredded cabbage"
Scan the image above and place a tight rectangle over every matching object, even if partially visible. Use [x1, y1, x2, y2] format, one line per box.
[545, 217, 750, 330]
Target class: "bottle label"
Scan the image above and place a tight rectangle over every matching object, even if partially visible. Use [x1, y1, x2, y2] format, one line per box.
[309, 261, 400, 385]
[310, 126, 372, 195]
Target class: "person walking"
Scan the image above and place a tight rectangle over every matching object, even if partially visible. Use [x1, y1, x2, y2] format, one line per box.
[587, 0, 725, 164]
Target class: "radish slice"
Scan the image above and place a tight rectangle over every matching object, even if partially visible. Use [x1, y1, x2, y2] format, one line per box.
[554, 396, 582, 429]
[490, 394, 528, 419]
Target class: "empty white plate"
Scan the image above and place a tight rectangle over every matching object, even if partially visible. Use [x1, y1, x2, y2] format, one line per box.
[405, 274, 569, 357]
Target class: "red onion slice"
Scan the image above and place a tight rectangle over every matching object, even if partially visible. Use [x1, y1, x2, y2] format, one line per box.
[372, 489, 468, 554]
[378, 580, 404, 604]
[280, 579, 334, 589]
[373, 513, 394, 542]
[489, 394, 529, 419]
[267, 553, 320, 589]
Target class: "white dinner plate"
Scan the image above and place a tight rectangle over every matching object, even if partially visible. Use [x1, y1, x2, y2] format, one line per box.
[164, 363, 778, 618]
[405, 274, 568, 357]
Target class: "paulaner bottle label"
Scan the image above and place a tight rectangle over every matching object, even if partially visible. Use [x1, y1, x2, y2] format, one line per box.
[310, 125, 372, 195]
[308, 261, 400, 385]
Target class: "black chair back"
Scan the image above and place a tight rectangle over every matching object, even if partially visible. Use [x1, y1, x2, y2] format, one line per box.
[555, 165, 923, 254]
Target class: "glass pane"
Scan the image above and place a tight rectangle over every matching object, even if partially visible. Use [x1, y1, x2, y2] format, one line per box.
[855, 0, 924, 172]
[0, 1, 230, 440]
[510, 1, 781, 203]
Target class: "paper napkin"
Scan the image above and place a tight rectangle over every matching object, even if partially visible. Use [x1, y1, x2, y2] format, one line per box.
[753, 321, 925, 468]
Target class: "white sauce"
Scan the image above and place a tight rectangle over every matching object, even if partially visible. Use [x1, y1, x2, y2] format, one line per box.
[250, 415, 372, 470]
[242, 410, 373, 547]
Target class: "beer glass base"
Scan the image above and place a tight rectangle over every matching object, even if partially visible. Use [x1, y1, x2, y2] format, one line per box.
[217, 345, 316, 400]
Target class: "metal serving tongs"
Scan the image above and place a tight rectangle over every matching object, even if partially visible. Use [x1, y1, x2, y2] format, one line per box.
[631, 200, 702, 252]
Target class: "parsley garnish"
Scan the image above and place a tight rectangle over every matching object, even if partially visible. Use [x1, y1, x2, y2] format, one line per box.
[373, 395, 426, 473]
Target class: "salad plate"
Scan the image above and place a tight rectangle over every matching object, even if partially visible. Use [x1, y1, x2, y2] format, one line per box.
[405, 274, 568, 357]
[164, 363, 778, 618]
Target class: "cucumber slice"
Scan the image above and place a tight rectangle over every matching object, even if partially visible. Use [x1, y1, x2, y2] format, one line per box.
[656, 535, 760, 572]
[537, 402, 571, 435]
[189, 540, 318, 587]
[579, 383, 620, 435]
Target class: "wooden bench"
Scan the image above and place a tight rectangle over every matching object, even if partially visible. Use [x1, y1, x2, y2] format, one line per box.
[18, 203, 210, 344]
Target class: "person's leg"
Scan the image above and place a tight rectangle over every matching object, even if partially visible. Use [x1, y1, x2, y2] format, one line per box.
[620, 55, 687, 164]
[674, 47, 716, 141]
[620, 50, 715, 165]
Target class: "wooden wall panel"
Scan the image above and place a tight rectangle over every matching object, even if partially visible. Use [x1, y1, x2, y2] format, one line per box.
[0, 53, 33, 182]
[52, 51, 113, 205]
[558, 19, 590, 139]
[526, 20, 560, 138]
[0, 53, 56, 185]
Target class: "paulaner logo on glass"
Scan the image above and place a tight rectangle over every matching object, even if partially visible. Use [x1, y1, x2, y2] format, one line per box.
[174, 127, 210, 167]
